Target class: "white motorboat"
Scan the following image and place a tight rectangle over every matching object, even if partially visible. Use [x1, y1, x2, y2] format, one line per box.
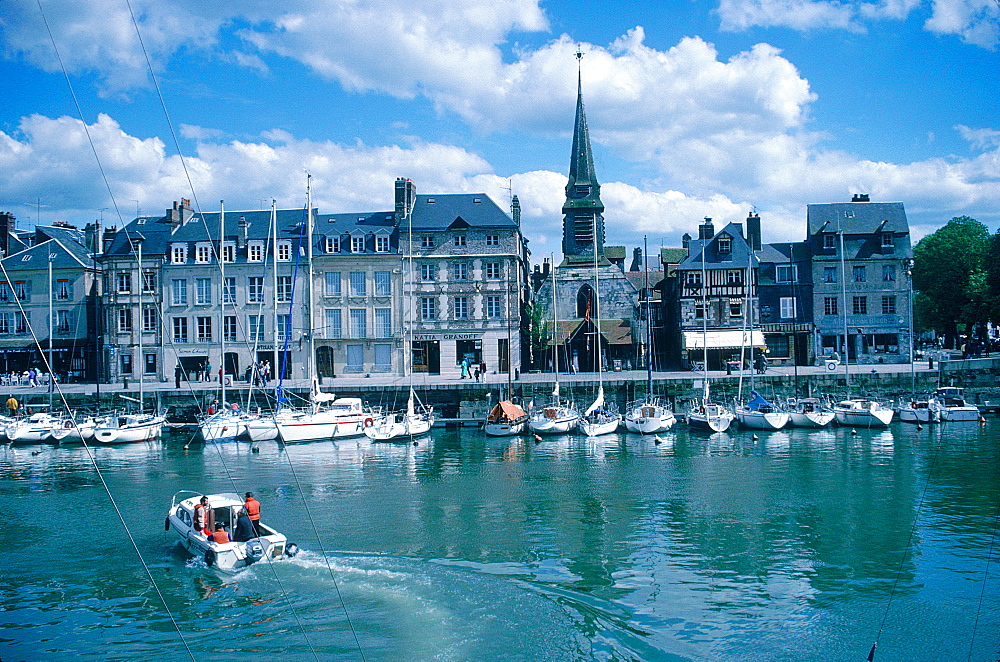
[735, 390, 789, 430]
[484, 400, 529, 437]
[787, 398, 835, 428]
[166, 491, 298, 572]
[277, 395, 375, 442]
[897, 397, 942, 423]
[623, 398, 676, 434]
[94, 412, 165, 444]
[833, 399, 894, 427]
[932, 387, 981, 421]
[686, 402, 735, 433]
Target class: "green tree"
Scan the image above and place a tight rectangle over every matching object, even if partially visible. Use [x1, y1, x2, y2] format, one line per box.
[911, 216, 989, 348]
[525, 300, 550, 371]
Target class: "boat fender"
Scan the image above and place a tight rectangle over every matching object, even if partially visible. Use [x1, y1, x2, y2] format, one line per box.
[204, 548, 217, 567]
[285, 543, 299, 558]
[364, 418, 374, 428]
[164, 516, 171, 531]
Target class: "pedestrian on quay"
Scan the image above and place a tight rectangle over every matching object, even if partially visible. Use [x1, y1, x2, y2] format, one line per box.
[204, 361, 212, 382]
[261, 360, 270, 384]
[196, 362, 204, 382]
[174, 364, 183, 389]
[460, 357, 470, 379]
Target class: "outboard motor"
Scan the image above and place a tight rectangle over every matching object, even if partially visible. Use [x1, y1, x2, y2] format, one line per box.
[245, 540, 265, 565]
[285, 542, 299, 558]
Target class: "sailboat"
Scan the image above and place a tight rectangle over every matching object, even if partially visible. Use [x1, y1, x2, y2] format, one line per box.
[484, 250, 528, 437]
[94, 239, 165, 444]
[275, 178, 374, 443]
[200, 201, 249, 442]
[685, 233, 734, 433]
[529, 257, 580, 435]
[734, 259, 788, 430]
[577, 231, 621, 436]
[829, 218, 893, 428]
[786, 397, 835, 427]
[365, 183, 434, 442]
[896, 261, 941, 423]
[624, 238, 675, 434]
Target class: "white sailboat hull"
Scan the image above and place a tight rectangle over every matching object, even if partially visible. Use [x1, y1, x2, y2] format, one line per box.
[788, 411, 835, 427]
[736, 409, 789, 430]
[623, 405, 676, 434]
[200, 412, 248, 442]
[529, 408, 580, 435]
[833, 401, 894, 427]
[940, 406, 980, 422]
[484, 419, 528, 436]
[686, 404, 735, 432]
[94, 414, 164, 444]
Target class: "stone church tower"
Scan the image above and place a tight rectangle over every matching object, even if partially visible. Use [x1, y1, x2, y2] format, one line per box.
[533, 54, 638, 373]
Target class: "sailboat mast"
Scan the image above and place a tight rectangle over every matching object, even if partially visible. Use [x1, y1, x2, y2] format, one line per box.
[137, 240, 144, 412]
[592, 220, 602, 382]
[701, 239, 709, 402]
[271, 201, 279, 392]
[643, 236, 652, 395]
[48, 256, 53, 409]
[305, 175, 315, 394]
[551, 254, 560, 394]
[839, 215, 850, 390]
[219, 200, 226, 407]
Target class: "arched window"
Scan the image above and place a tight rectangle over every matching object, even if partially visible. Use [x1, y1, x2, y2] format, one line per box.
[576, 285, 597, 319]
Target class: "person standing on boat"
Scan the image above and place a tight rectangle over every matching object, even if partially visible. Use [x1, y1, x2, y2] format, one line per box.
[6, 395, 17, 417]
[244, 492, 262, 537]
[194, 496, 214, 537]
[233, 508, 254, 542]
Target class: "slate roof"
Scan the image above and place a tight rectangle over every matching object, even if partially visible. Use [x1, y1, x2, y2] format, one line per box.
[0, 237, 92, 272]
[757, 241, 810, 264]
[408, 194, 515, 230]
[807, 201, 909, 236]
[675, 222, 754, 272]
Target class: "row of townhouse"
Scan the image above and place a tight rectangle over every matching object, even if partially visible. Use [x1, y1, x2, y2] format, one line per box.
[670, 195, 914, 370]
[0, 178, 529, 385]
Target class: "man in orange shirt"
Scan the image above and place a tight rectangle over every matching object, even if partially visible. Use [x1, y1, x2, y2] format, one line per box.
[244, 492, 262, 537]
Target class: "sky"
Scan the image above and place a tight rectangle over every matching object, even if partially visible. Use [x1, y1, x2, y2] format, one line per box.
[0, 0, 998, 261]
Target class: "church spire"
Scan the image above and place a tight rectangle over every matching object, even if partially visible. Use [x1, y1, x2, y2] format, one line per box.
[561, 46, 606, 265]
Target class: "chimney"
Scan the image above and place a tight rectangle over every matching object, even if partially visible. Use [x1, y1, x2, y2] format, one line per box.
[102, 226, 117, 253]
[682, 232, 691, 251]
[0, 211, 15, 257]
[238, 216, 249, 249]
[746, 211, 761, 252]
[698, 217, 714, 241]
[851, 193, 870, 202]
[511, 195, 521, 226]
[394, 178, 416, 221]
[629, 247, 642, 272]
[84, 222, 100, 255]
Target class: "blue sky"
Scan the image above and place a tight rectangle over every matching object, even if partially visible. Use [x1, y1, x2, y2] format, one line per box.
[1, 0, 997, 259]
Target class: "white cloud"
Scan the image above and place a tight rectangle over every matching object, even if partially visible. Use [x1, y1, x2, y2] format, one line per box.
[717, 0, 999, 48]
[957, 125, 1000, 150]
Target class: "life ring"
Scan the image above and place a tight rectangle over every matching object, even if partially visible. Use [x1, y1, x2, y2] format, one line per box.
[65, 420, 73, 428]
[164, 516, 171, 531]
[204, 548, 216, 567]
[364, 418, 374, 428]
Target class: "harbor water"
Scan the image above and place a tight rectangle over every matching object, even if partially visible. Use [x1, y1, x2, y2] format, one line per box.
[1, 420, 998, 661]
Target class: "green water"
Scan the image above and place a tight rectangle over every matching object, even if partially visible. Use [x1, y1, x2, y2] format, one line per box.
[1, 421, 998, 661]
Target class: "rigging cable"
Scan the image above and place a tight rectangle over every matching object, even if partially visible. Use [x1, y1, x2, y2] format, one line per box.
[32, 3, 197, 658]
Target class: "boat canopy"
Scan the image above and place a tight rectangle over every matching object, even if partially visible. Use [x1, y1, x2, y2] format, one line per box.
[744, 390, 773, 411]
[683, 330, 766, 349]
[487, 401, 527, 423]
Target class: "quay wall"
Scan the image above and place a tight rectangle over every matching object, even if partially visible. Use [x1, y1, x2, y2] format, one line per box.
[33, 359, 1000, 423]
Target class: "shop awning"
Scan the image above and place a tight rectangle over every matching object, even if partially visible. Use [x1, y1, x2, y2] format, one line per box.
[683, 330, 766, 349]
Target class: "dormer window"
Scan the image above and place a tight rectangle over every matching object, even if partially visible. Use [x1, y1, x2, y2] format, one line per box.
[351, 235, 365, 253]
[196, 244, 211, 263]
[882, 233, 893, 247]
[325, 236, 340, 254]
[277, 241, 291, 261]
[823, 234, 836, 250]
[375, 235, 390, 253]
[718, 236, 732, 254]
[171, 245, 187, 264]
[248, 242, 263, 262]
